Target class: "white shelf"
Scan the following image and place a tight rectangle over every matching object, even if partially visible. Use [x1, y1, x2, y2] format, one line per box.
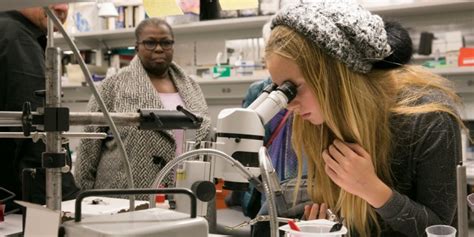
[54, 28, 136, 49]
[54, 16, 271, 49]
[367, 0, 474, 17]
[428, 67, 474, 76]
[55, 1, 474, 50]
[173, 15, 270, 35]
[197, 75, 266, 85]
[61, 75, 265, 89]
[61, 76, 266, 103]
[58, 15, 270, 39]
[111, 0, 143, 7]
[61, 67, 473, 104]
[412, 54, 436, 61]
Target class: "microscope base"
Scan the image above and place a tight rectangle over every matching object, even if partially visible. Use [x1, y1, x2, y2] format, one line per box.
[62, 207, 208, 237]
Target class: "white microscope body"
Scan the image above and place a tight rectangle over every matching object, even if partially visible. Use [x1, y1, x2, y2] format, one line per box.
[174, 81, 296, 217]
[213, 108, 264, 184]
[214, 81, 296, 190]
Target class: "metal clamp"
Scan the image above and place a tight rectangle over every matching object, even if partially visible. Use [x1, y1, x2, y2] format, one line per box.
[42, 152, 67, 168]
[21, 102, 32, 136]
[225, 215, 299, 230]
[44, 107, 70, 132]
[138, 107, 203, 130]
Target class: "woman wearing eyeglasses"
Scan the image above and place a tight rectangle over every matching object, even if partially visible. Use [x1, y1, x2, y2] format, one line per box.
[75, 18, 211, 199]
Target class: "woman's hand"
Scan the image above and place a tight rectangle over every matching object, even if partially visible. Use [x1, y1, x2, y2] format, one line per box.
[322, 139, 392, 208]
[303, 203, 328, 220]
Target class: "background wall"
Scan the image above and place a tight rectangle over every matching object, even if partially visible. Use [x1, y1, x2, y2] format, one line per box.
[58, 0, 474, 167]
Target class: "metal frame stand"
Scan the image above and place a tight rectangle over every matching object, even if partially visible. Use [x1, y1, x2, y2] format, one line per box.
[44, 17, 64, 211]
[458, 162, 468, 237]
[0, 8, 204, 213]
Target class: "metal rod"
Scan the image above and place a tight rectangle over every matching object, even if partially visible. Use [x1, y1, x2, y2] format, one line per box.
[60, 132, 107, 139]
[259, 147, 278, 237]
[47, 12, 54, 48]
[44, 8, 135, 211]
[0, 111, 26, 118]
[0, 112, 23, 126]
[457, 163, 468, 237]
[0, 111, 141, 127]
[68, 112, 141, 126]
[0, 132, 107, 139]
[0, 121, 23, 126]
[149, 148, 261, 208]
[44, 12, 62, 211]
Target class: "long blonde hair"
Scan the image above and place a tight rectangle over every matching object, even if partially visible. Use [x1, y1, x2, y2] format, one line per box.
[265, 26, 462, 236]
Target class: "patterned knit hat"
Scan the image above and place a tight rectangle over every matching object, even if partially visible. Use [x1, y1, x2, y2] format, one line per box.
[271, 0, 392, 74]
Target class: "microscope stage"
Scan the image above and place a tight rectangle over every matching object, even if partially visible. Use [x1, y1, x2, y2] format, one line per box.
[62, 207, 208, 237]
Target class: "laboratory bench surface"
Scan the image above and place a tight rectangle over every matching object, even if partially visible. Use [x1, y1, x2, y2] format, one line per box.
[2, 210, 474, 236]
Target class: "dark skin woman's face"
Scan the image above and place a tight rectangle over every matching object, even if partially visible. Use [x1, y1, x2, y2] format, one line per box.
[136, 24, 174, 77]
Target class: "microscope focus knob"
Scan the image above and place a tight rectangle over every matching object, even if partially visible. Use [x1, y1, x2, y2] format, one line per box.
[191, 181, 216, 202]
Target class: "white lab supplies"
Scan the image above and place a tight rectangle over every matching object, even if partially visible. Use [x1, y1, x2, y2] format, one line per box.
[279, 219, 348, 237]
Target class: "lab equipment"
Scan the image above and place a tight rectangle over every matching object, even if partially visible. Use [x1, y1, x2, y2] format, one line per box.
[167, 82, 295, 224]
[457, 162, 468, 237]
[0, 1, 92, 215]
[0, 6, 206, 237]
[175, 159, 214, 216]
[61, 188, 208, 237]
[328, 217, 344, 233]
[150, 148, 263, 235]
[173, 141, 216, 217]
[225, 215, 299, 231]
[325, 209, 338, 223]
[214, 81, 296, 191]
[1, 1, 285, 236]
[223, 210, 339, 232]
[150, 149, 262, 205]
[279, 219, 348, 237]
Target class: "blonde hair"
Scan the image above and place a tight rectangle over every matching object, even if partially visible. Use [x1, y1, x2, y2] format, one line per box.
[265, 26, 462, 236]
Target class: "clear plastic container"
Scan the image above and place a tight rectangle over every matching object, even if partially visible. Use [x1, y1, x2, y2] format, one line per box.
[279, 219, 347, 237]
[425, 225, 456, 237]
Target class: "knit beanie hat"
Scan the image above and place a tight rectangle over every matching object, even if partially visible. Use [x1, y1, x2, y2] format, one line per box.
[271, 0, 392, 74]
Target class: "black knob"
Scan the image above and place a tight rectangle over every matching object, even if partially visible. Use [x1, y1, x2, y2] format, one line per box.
[34, 89, 64, 98]
[191, 180, 216, 202]
[21, 102, 32, 136]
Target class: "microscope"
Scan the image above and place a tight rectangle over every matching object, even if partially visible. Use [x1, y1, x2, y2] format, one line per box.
[174, 81, 297, 217]
[214, 81, 296, 190]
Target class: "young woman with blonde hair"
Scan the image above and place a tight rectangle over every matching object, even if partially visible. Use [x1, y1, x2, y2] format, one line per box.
[257, 1, 463, 236]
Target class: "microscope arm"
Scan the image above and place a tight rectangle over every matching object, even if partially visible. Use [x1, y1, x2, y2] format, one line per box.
[149, 148, 262, 208]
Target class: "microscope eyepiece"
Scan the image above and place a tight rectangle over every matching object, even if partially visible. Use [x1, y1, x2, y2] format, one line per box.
[263, 83, 278, 94]
[277, 81, 297, 103]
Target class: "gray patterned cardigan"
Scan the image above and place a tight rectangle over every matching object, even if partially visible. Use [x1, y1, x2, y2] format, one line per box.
[74, 56, 211, 196]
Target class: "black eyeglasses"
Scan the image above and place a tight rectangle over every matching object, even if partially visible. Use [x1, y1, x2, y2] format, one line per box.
[137, 39, 175, 50]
